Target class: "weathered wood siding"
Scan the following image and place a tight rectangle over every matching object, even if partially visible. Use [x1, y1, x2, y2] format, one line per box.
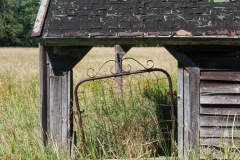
[200, 70, 240, 159]
[169, 45, 240, 159]
[41, 0, 240, 38]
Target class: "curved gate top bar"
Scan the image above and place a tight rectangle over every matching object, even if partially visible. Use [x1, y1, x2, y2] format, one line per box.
[33, 1, 240, 159]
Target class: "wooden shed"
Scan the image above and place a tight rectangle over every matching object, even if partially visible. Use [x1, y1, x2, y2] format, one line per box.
[33, 0, 240, 159]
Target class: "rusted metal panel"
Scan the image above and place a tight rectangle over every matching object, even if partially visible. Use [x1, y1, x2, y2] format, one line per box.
[32, 0, 50, 37]
[35, 0, 240, 39]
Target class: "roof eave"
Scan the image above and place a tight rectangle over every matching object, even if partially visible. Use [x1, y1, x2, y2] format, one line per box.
[39, 36, 240, 46]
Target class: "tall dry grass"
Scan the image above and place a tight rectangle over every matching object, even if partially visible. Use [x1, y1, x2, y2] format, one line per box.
[0, 47, 177, 159]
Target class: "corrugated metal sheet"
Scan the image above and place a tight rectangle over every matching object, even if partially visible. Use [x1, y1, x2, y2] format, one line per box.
[31, 0, 50, 37]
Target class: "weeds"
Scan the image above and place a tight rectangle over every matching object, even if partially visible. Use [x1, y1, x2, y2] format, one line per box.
[74, 73, 177, 159]
[0, 47, 178, 159]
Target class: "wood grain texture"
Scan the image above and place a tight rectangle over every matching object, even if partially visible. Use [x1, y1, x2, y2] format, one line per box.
[186, 67, 200, 156]
[200, 138, 240, 148]
[183, 70, 190, 158]
[39, 45, 48, 146]
[200, 127, 240, 138]
[200, 106, 240, 115]
[49, 76, 62, 146]
[201, 82, 240, 95]
[177, 66, 184, 158]
[201, 95, 240, 105]
[201, 71, 240, 82]
[200, 116, 240, 127]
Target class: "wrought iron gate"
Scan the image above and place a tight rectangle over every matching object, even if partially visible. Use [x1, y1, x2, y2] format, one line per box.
[73, 58, 176, 158]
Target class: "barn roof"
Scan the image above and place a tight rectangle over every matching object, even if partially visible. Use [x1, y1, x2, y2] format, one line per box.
[32, 0, 240, 45]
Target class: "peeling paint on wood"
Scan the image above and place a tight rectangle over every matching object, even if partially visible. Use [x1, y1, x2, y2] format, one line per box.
[32, 0, 50, 37]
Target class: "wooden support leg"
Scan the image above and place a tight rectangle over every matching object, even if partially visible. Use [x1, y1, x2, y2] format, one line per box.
[177, 66, 200, 159]
[39, 45, 92, 153]
[177, 65, 184, 158]
[39, 45, 48, 146]
[166, 46, 200, 159]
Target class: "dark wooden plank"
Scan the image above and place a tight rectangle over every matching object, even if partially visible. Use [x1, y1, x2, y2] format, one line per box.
[200, 138, 240, 148]
[201, 71, 240, 82]
[40, 38, 240, 46]
[165, 46, 197, 67]
[186, 67, 200, 156]
[39, 45, 48, 146]
[200, 106, 240, 116]
[201, 82, 240, 95]
[183, 70, 190, 158]
[200, 116, 240, 127]
[52, 46, 92, 58]
[177, 66, 184, 158]
[200, 127, 240, 138]
[201, 95, 240, 105]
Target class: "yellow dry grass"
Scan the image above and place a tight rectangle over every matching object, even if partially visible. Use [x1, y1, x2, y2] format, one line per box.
[0, 47, 177, 81]
[0, 47, 39, 80]
[0, 47, 177, 158]
[74, 47, 177, 80]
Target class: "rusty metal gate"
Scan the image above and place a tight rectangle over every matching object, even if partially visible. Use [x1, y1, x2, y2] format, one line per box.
[73, 58, 176, 158]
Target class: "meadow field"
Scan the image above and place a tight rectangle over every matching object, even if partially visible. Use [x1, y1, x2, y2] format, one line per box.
[0, 47, 177, 159]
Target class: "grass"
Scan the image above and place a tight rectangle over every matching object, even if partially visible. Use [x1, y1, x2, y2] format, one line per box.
[74, 71, 177, 159]
[0, 47, 179, 159]
[1, 47, 240, 159]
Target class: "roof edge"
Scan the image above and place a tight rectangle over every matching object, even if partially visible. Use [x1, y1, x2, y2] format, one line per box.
[39, 37, 240, 46]
[31, 0, 50, 37]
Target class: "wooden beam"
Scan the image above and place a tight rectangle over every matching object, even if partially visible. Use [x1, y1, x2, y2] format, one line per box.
[39, 37, 240, 46]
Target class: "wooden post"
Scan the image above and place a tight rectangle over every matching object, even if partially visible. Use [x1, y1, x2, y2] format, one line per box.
[115, 45, 132, 96]
[39, 45, 92, 153]
[39, 45, 48, 146]
[186, 67, 200, 157]
[177, 65, 184, 158]
[177, 67, 200, 159]
[165, 46, 200, 159]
